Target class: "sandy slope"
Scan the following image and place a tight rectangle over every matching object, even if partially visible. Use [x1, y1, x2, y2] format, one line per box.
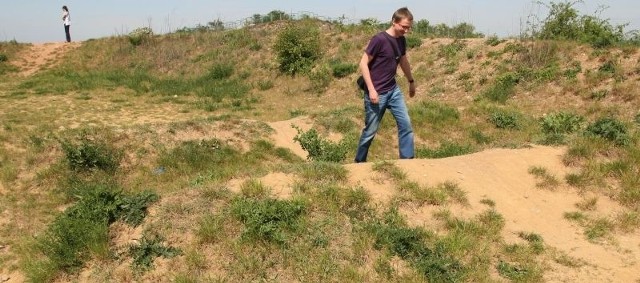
[266, 117, 639, 282]
[12, 42, 80, 76]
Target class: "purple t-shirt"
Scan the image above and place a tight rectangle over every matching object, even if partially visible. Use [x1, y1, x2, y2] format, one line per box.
[365, 32, 407, 94]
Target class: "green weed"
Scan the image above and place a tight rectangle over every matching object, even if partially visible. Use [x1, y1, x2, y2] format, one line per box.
[58, 130, 123, 173]
[489, 110, 520, 129]
[329, 60, 358, 78]
[372, 160, 407, 181]
[528, 166, 560, 189]
[128, 234, 182, 271]
[540, 111, 584, 144]
[584, 117, 630, 146]
[25, 184, 158, 281]
[293, 126, 350, 163]
[372, 208, 467, 282]
[416, 141, 474, 159]
[231, 197, 306, 245]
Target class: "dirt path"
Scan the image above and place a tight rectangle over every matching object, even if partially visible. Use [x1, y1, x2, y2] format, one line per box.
[12, 42, 81, 76]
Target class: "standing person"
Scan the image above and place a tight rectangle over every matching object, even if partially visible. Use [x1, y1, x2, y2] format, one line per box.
[354, 7, 416, 163]
[62, 5, 71, 42]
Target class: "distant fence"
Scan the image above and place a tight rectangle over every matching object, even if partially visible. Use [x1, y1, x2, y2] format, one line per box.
[182, 11, 486, 39]
[218, 11, 361, 30]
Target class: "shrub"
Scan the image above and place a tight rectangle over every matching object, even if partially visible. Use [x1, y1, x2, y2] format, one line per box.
[231, 197, 306, 245]
[30, 185, 158, 280]
[329, 61, 358, 78]
[536, 1, 625, 47]
[204, 63, 234, 80]
[438, 40, 466, 59]
[598, 60, 617, 74]
[541, 112, 584, 133]
[497, 261, 538, 281]
[540, 111, 585, 144]
[128, 235, 181, 271]
[481, 72, 520, 103]
[0, 53, 7, 62]
[373, 208, 467, 281]
[59, 132, 123, 173]
[251, 10, 291, 24]
[489, 111, 520, 129]
[274, 22, 322, 75]
[405, 36, 422, 49]
[256, 80, 274, 91]
[157, 139, 240, 174]
[485, 35, 505, 46]
[411, 101, 460, 127]
[128, 27, 154, 46]
[308, 64, 332, 93]
[293, 126, 350, 163]
[584, 117, 630, 146]
[221, 29, 257, 49]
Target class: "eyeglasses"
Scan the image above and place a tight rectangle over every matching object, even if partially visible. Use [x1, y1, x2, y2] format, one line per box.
[396, 23, 412, 30]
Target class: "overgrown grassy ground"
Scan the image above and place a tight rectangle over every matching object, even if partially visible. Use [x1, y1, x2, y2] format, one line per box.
[1, 11, 639, 282]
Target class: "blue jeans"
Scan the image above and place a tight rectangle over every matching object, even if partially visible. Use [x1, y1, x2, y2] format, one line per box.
[354, 85, 414, 162]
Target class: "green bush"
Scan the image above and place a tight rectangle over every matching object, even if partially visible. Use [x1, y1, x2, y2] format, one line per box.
[411, 101, 460, 127]
[541, 111, 584, 134]
[157, 139, 240, 174]
[293, 126, 350, 163]
[128, 27, 154, 46]
[330, 61, 358, 78]
[536, 1, 625, 47]
[251, 10, 291, 24]
[481, 72, 520, 103]
[411, 19, 483, 38]
[308, 64, 332, 93]
[204, 63, 234, 80]
[274, 22, 322, 75]
[128, 235, 181, 271]
[231, 197, 306, 245]
[585, 117, 630, 146]
[405, 36, 422, 49]
[485, 35, 505, 46]
[30, 184, 158, 280]
[598, 60, 617, 74]
[438, 40, 466, 59]
[256, 80, 274, 90]
[0, 53, 7, 62]
[373, 208, 467, 281]
[221, 29, 257, 49]
[489, 111, 520, 129]
[540, 111, 584, 144]
[59, 132, 123, 173]
[563, 61, 582, 79]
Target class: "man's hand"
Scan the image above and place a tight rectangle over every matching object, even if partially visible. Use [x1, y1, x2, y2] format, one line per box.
[369, 91, 379, 104]
[409, 81, 416, 98]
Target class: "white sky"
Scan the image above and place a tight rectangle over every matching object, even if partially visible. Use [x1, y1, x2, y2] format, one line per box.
[1, 1, 639, 43]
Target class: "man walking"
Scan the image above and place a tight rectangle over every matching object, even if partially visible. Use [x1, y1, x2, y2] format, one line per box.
[354, 7, 416, 163]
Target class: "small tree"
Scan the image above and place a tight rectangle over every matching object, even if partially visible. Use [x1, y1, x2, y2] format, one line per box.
[536, 1, 625, 47]
[274, 22, 322, 75]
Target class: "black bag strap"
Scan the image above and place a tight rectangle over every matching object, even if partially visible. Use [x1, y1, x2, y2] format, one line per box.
[367, 33, 401, 68]
[382, 33, 401, 64]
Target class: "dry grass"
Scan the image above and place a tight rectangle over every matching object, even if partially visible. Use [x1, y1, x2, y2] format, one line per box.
[1, 18, 639, 282]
